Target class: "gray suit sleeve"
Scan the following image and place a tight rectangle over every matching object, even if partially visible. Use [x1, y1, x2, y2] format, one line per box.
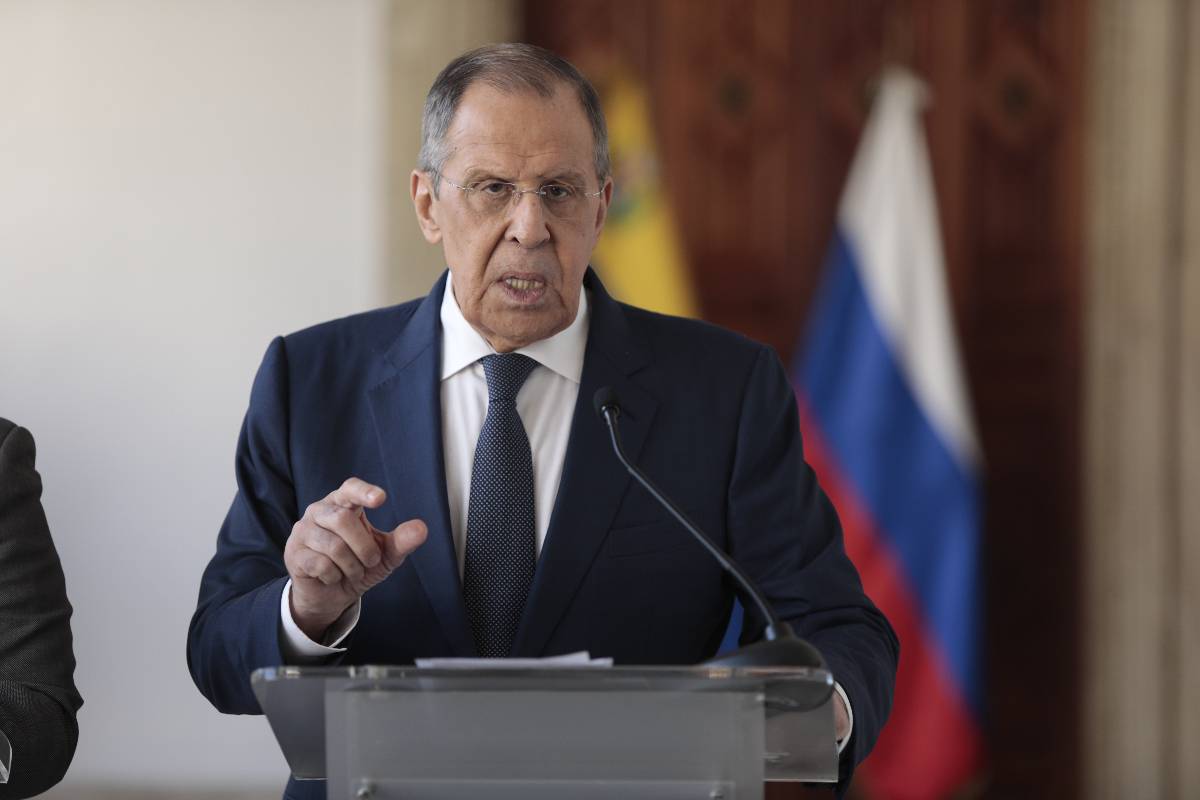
[0, 420, 82, 798]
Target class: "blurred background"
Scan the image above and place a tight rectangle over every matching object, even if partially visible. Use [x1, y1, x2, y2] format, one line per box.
[0, 0, 1196, 798]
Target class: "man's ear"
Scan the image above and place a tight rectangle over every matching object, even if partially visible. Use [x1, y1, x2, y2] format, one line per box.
[411, 170, 442, 244]
[592, 176, 614, 237]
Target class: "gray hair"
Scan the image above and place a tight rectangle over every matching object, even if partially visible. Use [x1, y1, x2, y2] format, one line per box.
[417, 43, 610, 189]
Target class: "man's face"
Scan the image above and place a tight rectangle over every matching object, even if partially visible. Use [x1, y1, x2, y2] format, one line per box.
[411, 82, 612, 352]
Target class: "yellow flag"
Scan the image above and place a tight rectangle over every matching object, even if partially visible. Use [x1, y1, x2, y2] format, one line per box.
[593, 73, 698, 318]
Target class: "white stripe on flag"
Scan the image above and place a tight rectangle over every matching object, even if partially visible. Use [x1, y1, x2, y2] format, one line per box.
[837, 68, 981, 469]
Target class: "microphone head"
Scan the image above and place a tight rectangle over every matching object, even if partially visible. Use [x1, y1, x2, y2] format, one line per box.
[593, 386, 620, 419]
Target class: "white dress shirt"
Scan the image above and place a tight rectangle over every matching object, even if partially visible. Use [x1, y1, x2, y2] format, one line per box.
[438, 281, 589, 573]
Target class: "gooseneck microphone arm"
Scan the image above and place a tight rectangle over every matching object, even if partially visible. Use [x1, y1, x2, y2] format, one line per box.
[593, 387, 788, 642]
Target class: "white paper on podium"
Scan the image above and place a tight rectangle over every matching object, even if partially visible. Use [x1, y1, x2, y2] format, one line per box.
[415, 651, 613, 669]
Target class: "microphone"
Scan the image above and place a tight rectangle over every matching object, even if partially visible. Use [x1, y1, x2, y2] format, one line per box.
[593, 387, 825, 669]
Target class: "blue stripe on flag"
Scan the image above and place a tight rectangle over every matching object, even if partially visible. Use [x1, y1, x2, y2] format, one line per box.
[798, 230, 982, 713]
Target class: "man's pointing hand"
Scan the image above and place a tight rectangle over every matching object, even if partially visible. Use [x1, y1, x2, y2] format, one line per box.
[283, 477, 427, 641]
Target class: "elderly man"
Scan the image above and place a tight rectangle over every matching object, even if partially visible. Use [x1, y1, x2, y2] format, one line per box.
[0, 419, 82, 799]
[188, 43, 896, 799]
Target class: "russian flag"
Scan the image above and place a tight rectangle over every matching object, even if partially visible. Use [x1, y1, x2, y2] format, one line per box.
[796, 69, 984, 797]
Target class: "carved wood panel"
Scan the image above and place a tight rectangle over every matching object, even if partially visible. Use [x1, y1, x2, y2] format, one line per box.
[525, 2, 1085, 797]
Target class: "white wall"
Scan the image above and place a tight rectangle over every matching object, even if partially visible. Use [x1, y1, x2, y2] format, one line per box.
[0, 0, 387, 789]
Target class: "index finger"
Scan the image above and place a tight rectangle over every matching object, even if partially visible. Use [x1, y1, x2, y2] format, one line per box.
[327, 477, 386, 510]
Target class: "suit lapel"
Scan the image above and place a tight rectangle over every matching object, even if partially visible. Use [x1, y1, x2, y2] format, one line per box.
[511, 270, 657, 657]
[367, 272, 477, 657]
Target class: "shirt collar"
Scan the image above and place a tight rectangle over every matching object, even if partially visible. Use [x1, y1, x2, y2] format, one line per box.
[439, 273, 590, 384]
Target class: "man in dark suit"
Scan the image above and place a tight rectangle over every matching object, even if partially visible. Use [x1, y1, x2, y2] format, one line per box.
[0, 419, 82, 798]
[188, 43, 896, 799]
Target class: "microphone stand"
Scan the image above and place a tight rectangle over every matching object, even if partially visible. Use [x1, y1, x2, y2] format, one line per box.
[594, 388, 826, 669]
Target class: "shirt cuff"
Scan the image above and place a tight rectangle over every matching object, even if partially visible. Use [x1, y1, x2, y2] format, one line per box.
[833, 681, 854, 755]
[278, 578, 361, 663]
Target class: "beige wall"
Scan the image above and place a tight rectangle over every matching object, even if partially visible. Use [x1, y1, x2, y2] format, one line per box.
[0, 0, 386, 790]
[1085, 0, 1200, 797]
[0, 0, 515, 795]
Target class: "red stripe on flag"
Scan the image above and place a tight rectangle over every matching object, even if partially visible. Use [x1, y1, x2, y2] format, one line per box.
[798, 398, 983, 799]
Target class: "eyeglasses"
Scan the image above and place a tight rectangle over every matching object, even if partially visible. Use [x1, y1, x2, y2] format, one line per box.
[437, 173, 603, 220]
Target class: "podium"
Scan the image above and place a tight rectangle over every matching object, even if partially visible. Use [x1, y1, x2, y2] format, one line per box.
[252, 664, 839, 800]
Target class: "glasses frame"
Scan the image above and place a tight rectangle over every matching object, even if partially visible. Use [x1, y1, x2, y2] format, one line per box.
[436, 172, 604, 219]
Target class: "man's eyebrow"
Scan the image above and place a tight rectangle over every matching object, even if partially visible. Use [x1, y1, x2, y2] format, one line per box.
[546, 169, 591, 186]
[453, 166, 594, 186]
[456, 166, 511, 183]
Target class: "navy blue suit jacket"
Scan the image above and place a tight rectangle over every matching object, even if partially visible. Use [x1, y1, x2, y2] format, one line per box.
[188, 270, 897, 798]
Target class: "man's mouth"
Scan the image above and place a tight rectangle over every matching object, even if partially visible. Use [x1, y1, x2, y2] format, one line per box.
[503, 277, 542, 291]
[497, 275, 548, 303]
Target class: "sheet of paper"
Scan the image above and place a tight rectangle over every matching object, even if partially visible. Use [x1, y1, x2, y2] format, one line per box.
[415, 651, 613, 669]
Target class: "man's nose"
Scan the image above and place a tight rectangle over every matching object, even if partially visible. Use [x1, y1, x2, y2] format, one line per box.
[505, 190, 551, 248]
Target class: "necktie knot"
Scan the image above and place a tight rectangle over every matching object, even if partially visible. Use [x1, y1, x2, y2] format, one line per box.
[481, 353, 537, 403]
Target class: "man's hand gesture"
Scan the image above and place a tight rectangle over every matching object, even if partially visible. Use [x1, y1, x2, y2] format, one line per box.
[283, 478, 427, 641]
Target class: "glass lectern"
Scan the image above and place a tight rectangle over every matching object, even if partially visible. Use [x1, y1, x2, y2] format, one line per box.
[252, 664, 838, 800]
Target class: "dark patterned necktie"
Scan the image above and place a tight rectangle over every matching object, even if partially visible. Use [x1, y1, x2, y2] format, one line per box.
[462, 353, 538, 657]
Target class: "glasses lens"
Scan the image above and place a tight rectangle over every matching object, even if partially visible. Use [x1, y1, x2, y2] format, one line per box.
[539, 183, 586, 219]
[466, 181, 516, 215]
